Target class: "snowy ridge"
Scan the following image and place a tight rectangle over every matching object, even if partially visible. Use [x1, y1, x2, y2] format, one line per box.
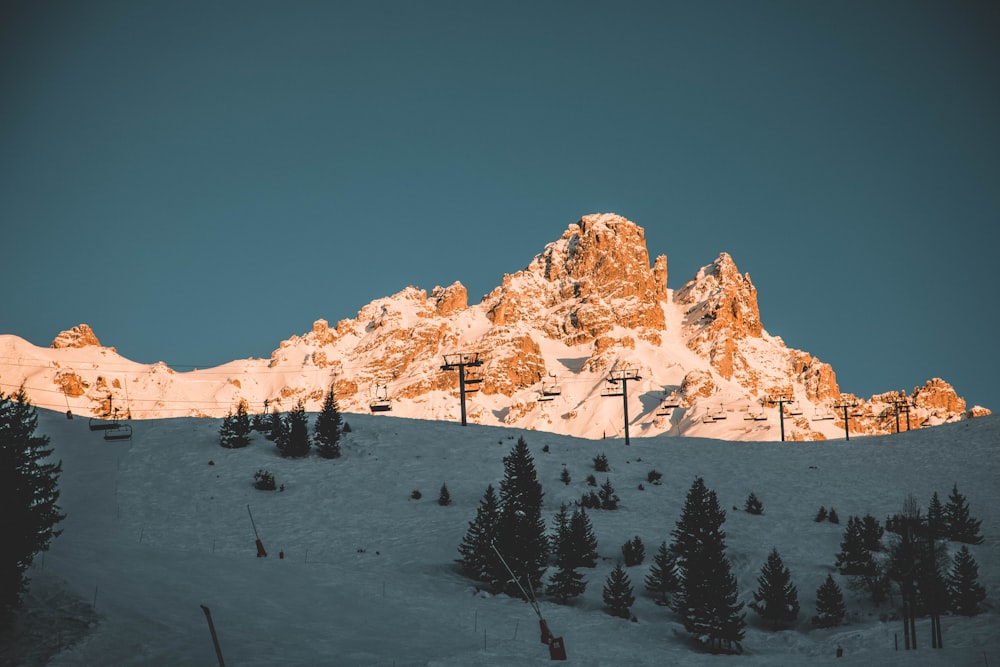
[0, 214, 986, 441]
[4, 408, 998, 665]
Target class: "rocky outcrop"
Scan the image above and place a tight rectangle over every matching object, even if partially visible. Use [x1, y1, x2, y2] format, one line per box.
[912, 378, 966, 416]
[51, 324, 102, 349]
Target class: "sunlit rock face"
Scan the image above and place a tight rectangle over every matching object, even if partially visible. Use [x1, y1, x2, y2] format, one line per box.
[51, 324, 102, 349]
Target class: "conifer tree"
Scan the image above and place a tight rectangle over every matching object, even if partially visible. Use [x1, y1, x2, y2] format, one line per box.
[598, 477, 619, 510]
[593, 452, 609, 472]
[945, 483, 984, 544]
[219, 399, 252, 449]
[438, 483, 451, 506]
[814, 506, 827, 522]
[835, 516, 876, 576]
[621, 536, 645, 566]
[744, 491, 763, 515]
[0, 386, 65, 627]
[265, 406, 285, 442]
[546, 503, 587, 603]
[457, 485, 500, 582]
[568, 507, 599, 569]
[277, 399, 310, 458]
[313, 384, 342, 459]
[926, 491, 946, 539]
[493, 437, 548, 597]
[827, 507, 840, 524]
[546, 561, 587, 603]
[750, 548, 800, 629]
[549, 504, 572, 565]
[644, 541, 679, 606]
[670, 477, 746, 653]
[812, 574, 846, 628]
[860, 514, 885, 552]
[946, 545, 986, 615]
[602, 562, 635, 619]
[560, 466, 571, 485]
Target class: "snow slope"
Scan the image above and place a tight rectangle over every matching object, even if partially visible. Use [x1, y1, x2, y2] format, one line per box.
[3, 409, 998, 666]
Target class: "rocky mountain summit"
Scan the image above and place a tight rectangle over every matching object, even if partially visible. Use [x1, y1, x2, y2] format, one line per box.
[1, 213, 988, 440]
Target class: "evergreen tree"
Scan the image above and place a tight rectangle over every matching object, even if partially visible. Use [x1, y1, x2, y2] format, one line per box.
[438, 483, 451, 506]
[814, 506, 827, 522]
[546, 504, 587, 602]
[265, 406, 285, 443]
[593, 452, 609, 472]
[946, 545, 986, 615]
[860, 514, 885, 552]
[312, 384, 342, 459]
[219, 399, 252, 449]
[926, 491, 946, 540]
[670, 477, 746, 653]
[560, 466, 571, 485]
[277, 400, 310, 458]
[750, 548, 800, 629]
[457, 485, 500, 582]
[812, 574, 847, 628]
[835, 516, 877, 576]
[0, 386, 65, 626]
[567, 508, 599, 569]
[602, 562, 635, 619]
[945, 483, 984, 544]
[644, 541, 680, 606]
[827, 507, 840, 524]
[493, 437, 548, 597]
[598, 477, 619, 510]
[744, 492, 763, 515]
[621, 536, 645, 566]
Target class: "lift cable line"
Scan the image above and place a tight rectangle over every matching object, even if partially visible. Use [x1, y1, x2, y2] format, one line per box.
[833, 397, 860, 441]
[440, 352, 483, 426]
[602, 367, 641, 446]
[765, 391, 796, 442]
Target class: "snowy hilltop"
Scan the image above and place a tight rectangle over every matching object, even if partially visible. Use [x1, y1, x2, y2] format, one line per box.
[0, 214, 989, 440]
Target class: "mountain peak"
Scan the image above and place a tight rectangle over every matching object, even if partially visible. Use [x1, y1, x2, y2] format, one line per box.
[51, 324, 102, 349]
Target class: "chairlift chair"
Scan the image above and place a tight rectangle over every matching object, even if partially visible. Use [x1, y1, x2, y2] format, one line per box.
[369, 384, 393, 413]
[89, 417, 118, 431]
[600, 383, 623, 397]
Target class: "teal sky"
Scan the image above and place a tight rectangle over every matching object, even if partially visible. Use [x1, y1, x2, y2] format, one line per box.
[2, 1, 998, 411]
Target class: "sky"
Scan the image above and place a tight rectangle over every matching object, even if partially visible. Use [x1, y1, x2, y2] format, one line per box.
[2, 1, 998, 411]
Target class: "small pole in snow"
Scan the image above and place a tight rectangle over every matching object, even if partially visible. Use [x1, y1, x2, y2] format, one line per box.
[92, 585, 98, 609]
[200, 605, 227, 667]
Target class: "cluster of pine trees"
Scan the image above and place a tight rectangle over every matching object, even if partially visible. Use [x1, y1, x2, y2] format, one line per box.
[218, 384, 344, 459]
[0, 386, 64, 628]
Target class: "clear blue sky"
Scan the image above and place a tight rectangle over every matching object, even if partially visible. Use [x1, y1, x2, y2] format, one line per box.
[2, 1, 997, 410]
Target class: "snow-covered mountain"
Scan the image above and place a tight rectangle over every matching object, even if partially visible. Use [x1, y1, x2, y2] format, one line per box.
[0, 214, 988, 440]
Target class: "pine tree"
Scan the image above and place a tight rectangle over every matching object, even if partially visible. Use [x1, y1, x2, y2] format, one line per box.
[835, 516, 876, 576]
[560, 466, 571, 485]
[265, 406, 285, 442]
[860, 514, 885, 552]
[602, 562, 635, 619]
[549, 503, 572, 565]
[0, 386, 65, 626]
[277, 400, 310, 458]
[593, 452, 609, 472]
[219, 399, 252, 449]
[744, 491, 763, 515]
[750, 548, 800, 629]
[457, 485, 500, 582]
[438, 483, 451, 506]
[827, 507, 840, 524]
[493, 437, 548, 597]
[814, 506, 827, 522]
[546, 505, 587, 603]
[644, 541, 679, 606]
[670, 477, 746, 653]
[568, 508, 599, 569]
[598, 477, 619, 510]
[621, 536, 645, 566]
[945, 483, 984, 544]
[926, 491, 946, 540]
[545, 562, 587, 603]
[812, 574, 846, 628]
[946, 545, 986, 616]
[313, 384, 342, 459]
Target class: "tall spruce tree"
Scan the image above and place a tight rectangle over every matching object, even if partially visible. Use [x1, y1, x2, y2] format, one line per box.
[602, 562, 635, 619]
[219, 399, 252, 449]
[860, 514, 885, 552]
[313, 384, 342, 459]
[946, 545, 986, 616]
[670, 477, 746, 653]
[457, 485, 500, 582]
[568, 508, 599, 569]
[750, 548, 800, 629]
[835, 516, 877, 576]
[493, 437, 547, 597]
[0, 386, 65, 627]
[265, 406, 285, 442]
[644, 541, 680, 606]
[546, 504, 587, 603]
[944, 484, 984, 544]
[926, 491, 946, 540]
[812, 574, 847, 628]
[278, 400, 310, 458]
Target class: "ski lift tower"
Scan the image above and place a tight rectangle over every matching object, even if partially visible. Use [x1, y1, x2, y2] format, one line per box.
[765, 391, 795, 442]
[440, 352, 483, 426]
[604, 367, 641, 446]
[889, 391, 913, 432]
